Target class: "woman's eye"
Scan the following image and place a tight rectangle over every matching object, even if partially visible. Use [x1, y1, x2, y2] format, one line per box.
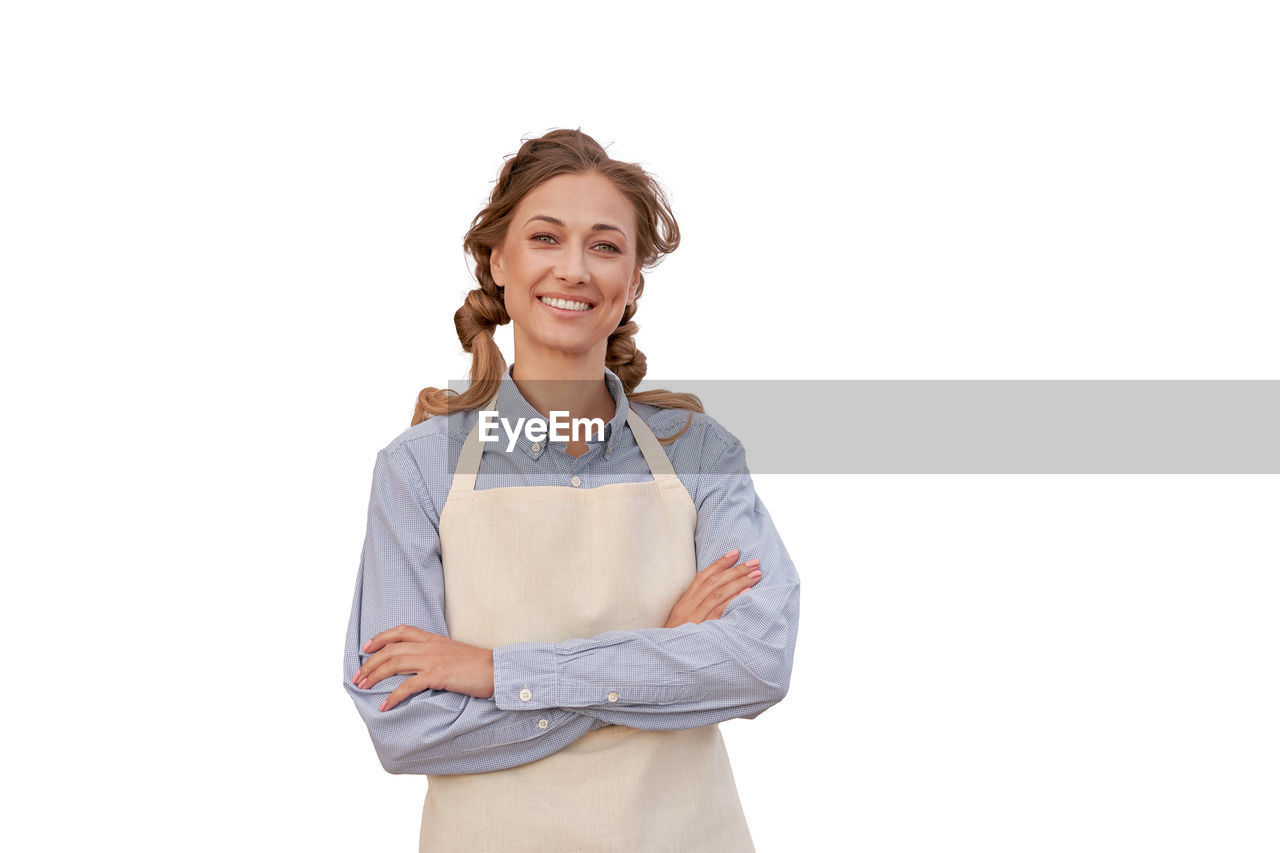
[529, 234, 618, 253]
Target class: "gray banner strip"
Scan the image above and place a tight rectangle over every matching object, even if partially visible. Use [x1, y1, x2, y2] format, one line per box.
[444, 379, 1280, 473]
[698, 380, 1280, 474]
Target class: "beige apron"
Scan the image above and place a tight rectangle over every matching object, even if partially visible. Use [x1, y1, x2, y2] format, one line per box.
[421, 392, 755, 853]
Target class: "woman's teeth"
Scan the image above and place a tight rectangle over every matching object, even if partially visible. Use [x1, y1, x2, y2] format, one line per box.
[540, 296, 593, 312]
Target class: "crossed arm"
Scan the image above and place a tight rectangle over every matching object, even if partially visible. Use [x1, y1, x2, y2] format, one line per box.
[342, 430, 800, 775]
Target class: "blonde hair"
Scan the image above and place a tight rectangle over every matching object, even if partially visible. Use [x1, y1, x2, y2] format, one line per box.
[412, 129, 701, 444]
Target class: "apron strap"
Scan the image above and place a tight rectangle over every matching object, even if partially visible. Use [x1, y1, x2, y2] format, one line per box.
[449, 390, 678, 493]
[625, 404, 678, 478]
[449, 390, 501, 494]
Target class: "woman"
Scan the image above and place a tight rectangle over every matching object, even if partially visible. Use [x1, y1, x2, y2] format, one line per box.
[342, 129, 801, 852]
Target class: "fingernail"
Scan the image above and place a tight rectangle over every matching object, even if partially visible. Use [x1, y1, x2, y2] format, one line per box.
[746, 558, 760, 567]
[748, 570, 762, 579]
[362, 641, 370, 652]
[725, 549, 739, 558]
[379, 700, 387, 712]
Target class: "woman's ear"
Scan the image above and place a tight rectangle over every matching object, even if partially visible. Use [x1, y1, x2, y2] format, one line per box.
[627, 266, 641, 307]
[490, 247, 504, 285]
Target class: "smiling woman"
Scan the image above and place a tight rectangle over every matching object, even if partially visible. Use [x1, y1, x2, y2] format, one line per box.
[413, 129, 694, 427]
[341, 129, 801, 853]
[490, 171, 643, 370]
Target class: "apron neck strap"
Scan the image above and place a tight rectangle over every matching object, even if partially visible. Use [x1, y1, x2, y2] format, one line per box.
[449, 392, 678, 493]
[449, 391, 501, 494]
[625, 404, 677, 478]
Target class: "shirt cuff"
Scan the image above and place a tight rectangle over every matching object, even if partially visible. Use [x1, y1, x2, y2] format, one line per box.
[492, 637, 713, 711]
[492, 642, 560, 710]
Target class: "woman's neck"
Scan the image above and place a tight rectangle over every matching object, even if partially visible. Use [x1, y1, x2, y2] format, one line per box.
[510, 352, 616, 425]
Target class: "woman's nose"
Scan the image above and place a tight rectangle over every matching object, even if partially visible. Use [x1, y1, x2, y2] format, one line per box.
[554, 244, 590, 283]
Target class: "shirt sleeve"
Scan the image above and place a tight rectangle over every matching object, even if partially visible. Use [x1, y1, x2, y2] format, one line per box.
[342, 444, 607, 775]
[490, 424, 801, 730]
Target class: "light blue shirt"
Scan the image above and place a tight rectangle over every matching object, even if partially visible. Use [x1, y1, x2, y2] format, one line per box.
[342, 364, 801, 775]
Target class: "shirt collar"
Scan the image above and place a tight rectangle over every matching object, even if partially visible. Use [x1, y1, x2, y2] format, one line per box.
[482, 363, 630, 460]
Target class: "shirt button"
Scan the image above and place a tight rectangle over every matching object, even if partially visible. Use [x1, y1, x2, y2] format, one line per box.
[519, 688, 532, 702]
[570, 475, 581, 487]
[607, 691, 619, 703]
[531, 442, 540, 452]
[606, 444, 613, 455]
[537, 718, 549, 729]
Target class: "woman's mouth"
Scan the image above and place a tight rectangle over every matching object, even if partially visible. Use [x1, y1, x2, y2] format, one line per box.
[539, 295, 595, 314]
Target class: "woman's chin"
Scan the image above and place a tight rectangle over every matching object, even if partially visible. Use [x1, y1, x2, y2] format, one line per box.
[525, 332, 608, 358]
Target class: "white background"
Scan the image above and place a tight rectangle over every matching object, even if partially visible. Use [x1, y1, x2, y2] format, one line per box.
[3, 2, 1277, 850]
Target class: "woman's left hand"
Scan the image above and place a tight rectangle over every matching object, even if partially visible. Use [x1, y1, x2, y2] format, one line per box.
[353, 625, 495, 711]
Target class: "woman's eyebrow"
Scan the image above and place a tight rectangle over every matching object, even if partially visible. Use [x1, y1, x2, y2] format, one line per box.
[525, 214, 626, 236]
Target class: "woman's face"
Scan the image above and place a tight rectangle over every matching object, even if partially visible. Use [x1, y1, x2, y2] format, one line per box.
[491, 171, 642, 365]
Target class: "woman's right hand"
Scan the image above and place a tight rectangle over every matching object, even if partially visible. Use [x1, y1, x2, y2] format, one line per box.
[663, 549, 762, 628]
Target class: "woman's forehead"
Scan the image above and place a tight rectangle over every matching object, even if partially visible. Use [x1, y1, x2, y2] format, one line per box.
[515, 172, 636, 234]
